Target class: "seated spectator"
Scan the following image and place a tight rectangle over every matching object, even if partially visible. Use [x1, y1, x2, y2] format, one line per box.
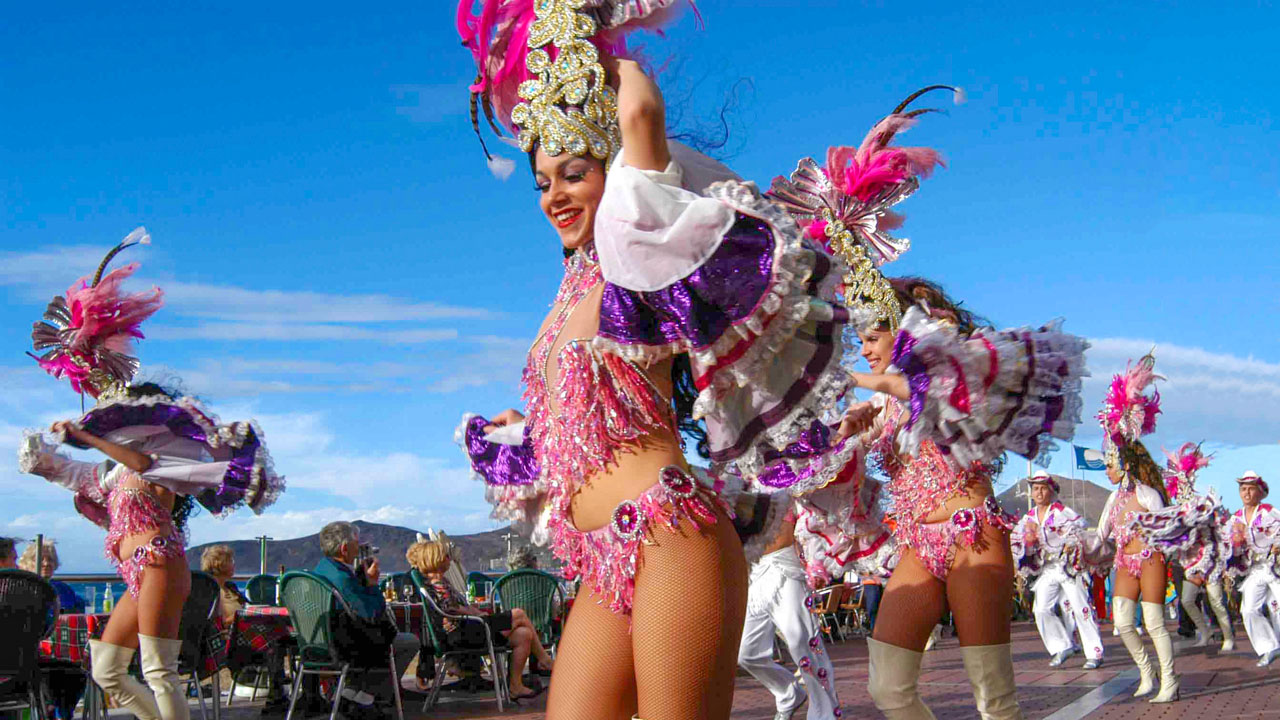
[0, 537, 17, 569]
[200, 545, 289, 714]
[313, 522, 419, 715]
[19, 540, 85, 613]
[199, 545, 247, 625]
[407, 540, 553, 700]
[19, 539, 86, 720]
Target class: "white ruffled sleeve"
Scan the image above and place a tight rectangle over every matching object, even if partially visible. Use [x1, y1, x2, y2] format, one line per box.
[594, 142, 740, 292]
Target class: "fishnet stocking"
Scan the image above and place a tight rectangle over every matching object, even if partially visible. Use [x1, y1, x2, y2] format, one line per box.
[632, 509, 747, 720]
[546, 586, 637, 720]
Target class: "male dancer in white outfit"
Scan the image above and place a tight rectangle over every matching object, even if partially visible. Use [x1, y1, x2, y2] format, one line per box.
[1012, 471, 1105, 669]
[738, 509, 842, 720]
[1226, 471, 1280, 667]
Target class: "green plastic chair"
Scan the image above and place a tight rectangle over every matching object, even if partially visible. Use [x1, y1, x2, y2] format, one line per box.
[493, 569, 564, 649]
[245, 574, 278, 605]
[277, 571, 404, 720]
[408, 569, 507, 712]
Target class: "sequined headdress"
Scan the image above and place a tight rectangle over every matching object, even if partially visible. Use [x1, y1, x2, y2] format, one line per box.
[1163, 441, 1210, 502]
[767, 86, 955, 332]
[28, 227, 163, 402]
[1096, 351, 1161, 469]
[457, 0, 693, 171]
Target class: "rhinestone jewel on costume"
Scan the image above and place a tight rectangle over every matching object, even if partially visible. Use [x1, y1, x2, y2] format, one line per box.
[659, 465, 697, 498]
[611, 500, 642, 540]
[951, 507, 977, 531]
[510, 0, 621, 160]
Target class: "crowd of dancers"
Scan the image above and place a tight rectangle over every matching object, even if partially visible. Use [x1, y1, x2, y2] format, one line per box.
[13, 1, 1279, 719]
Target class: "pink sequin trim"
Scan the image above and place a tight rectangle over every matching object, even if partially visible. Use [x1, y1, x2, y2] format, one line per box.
[106, 483, 187, 597]
[899, 496, 1015, 580]
[1110, 488, 1149, 579]
[551, 466, 728, 615]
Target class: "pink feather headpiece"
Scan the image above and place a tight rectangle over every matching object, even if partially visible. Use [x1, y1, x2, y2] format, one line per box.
[28, 228, 164, 398]
[767, 85, 956, 330]
[1096, 352, 1161, 455]
[1162, 441, 1211, 501]
[455, 0, 695, 164]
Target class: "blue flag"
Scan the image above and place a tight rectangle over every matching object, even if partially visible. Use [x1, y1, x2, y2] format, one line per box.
[1075, 445, 1105, 471]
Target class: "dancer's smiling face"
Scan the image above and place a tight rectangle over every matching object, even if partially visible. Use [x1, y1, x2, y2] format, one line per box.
[856, 327, 896, 375]
[535, 149, 606, 252]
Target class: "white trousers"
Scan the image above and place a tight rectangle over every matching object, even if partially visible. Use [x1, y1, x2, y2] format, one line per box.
[1032, 565, 1104, 660]
[738, 547, 839, 719]
[1239, 568, 1280, 657]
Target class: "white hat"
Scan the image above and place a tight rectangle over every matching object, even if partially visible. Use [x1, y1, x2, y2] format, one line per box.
[1028, 470, 1060, 493]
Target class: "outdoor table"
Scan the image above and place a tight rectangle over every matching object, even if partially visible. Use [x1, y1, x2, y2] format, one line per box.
[232, 606, 294, 653]
[40, 612, 111, 666]
[238, 603, 426, 643]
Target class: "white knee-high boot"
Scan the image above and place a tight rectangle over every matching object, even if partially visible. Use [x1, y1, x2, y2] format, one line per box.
[960, 644, 1024, 720]
[867, 638, 936, 719]
[1180, 582, 1209, 646]
[1206, 582, 1235, 652]
[139, 634, 190, 720]
[1142, 602, 1179, 703]
[89, 640, 162, 720]
[1112, 597, 1155, 697]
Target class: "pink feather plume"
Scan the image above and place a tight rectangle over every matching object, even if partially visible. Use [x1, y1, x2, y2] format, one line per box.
[826, 115, 944, 203]
[1097, 354, 1162, 447]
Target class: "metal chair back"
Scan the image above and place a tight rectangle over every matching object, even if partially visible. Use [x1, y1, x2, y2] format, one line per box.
[245, 574, 278, 605]
[493, 569, 563, 646]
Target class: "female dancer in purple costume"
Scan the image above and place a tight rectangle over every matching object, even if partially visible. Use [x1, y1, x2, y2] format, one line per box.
[454, 3, 858, 718]
[763, 98, 1088, 719]
[19, 233, 284, 720]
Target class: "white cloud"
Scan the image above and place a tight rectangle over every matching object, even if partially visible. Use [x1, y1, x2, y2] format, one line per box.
[390, 84, 465, 125]
[2, 247, 493, 346]
[149, 323, 460, 344]
[1083, 338, 1280, 446]
[0, 245, 118, 294]
[162, 281, 492, 324]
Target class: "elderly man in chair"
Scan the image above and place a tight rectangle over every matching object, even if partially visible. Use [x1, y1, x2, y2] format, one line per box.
[313, 521, 420, 717]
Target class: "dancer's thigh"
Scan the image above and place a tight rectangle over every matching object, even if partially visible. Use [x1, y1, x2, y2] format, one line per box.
[632, 510, 748, 720]
[100, 591, 141, 648]
[545, 586, 637, 720]
[948, 523, 1015, 646]
[136, 555, 191, 639]
[1113, 569, 1141, 602]
[1138, 554, 1166, 606]
[872, 547, 947, 651]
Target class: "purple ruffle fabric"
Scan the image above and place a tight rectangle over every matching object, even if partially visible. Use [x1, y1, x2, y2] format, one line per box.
[71, 401, 265, 514]
[597, 215, 775, 352]
[756, 420, 837, 489]
[462, 415, 540, 487]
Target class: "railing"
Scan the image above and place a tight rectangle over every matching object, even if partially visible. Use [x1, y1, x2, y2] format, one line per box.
[52, 573, 263, 583]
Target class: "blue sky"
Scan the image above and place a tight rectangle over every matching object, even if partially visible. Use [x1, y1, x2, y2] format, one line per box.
[2, 2, 1278, 570]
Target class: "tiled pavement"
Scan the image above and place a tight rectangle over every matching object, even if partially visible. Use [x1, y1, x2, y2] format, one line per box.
[327, 621, 1280, 719]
